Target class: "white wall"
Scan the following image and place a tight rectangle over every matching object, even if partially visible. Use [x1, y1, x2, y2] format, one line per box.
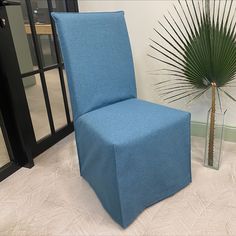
[79, 0, 236, 126]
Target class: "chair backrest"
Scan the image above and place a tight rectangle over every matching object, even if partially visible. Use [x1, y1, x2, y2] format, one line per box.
[52, 11, 137, 120]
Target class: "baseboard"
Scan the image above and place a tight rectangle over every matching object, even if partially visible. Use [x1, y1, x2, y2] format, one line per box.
[191, 121, 236, 143]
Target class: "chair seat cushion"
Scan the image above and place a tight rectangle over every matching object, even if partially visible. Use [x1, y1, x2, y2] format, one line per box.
[75, 98, 191, 227]
[77, 98, 188, 145]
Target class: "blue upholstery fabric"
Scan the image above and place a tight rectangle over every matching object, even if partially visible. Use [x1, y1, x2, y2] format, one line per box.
[52, 11, 191, 228]
[51, 11, 136, 120]
[77, 98, 191, 227]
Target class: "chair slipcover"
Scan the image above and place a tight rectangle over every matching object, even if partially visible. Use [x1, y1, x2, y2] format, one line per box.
[52, 11, 191, 228]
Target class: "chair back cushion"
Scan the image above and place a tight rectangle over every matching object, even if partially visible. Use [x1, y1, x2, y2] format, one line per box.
[52, 11, 137, 119]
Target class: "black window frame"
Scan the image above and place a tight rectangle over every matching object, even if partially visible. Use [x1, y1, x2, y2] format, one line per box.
[0, 0, 79, 181]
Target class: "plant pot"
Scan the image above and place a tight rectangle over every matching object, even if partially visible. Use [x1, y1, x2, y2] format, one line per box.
[204, 108, 227, 170]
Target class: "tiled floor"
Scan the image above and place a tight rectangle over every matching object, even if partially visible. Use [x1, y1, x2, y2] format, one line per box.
[0, 135, 236, 236]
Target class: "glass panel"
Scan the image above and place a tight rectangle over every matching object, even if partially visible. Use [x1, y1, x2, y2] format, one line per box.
[31, 0, 57, 67]
[45, 69, 67, 130]
[0, 126, 10, 168]
[7, 3, 39, 74]
[24, 74, 51, 141]
[15, 0, 58, 68]
[52, 0, 67, 12]
[39, 33, 57, 67]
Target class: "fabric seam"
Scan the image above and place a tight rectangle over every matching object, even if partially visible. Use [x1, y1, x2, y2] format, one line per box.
[112, 144, 124, 226]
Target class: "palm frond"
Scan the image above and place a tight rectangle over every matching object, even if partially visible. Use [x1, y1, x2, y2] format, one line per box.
[167, 90, 202, 103]
[150, 0, 236, 104]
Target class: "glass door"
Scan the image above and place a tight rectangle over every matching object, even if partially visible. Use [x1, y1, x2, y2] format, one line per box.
[0, 0, 78, 181]
[6, 0, 78, 156]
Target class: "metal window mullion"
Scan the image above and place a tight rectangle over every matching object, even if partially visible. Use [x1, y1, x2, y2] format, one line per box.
[24, 0, 55, 134]
[21, 63, 64, 78]
[47, 0, 71, 124]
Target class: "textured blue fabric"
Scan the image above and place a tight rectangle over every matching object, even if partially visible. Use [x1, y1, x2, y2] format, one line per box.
[51, 11, 136, 120]
[52, 11, 191, 228]
[76, 98, 191, 227]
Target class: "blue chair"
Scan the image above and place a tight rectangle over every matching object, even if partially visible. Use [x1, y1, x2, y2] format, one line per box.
[52, 11, 191, 228]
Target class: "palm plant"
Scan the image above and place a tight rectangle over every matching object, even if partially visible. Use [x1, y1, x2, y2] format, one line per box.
[149, 0, 236, 167]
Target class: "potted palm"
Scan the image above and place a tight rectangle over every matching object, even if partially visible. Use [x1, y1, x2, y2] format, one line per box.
[149, 0, 236, 169]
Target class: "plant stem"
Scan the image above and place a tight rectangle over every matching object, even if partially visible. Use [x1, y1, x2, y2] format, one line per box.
[208, 82, 216, 166]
